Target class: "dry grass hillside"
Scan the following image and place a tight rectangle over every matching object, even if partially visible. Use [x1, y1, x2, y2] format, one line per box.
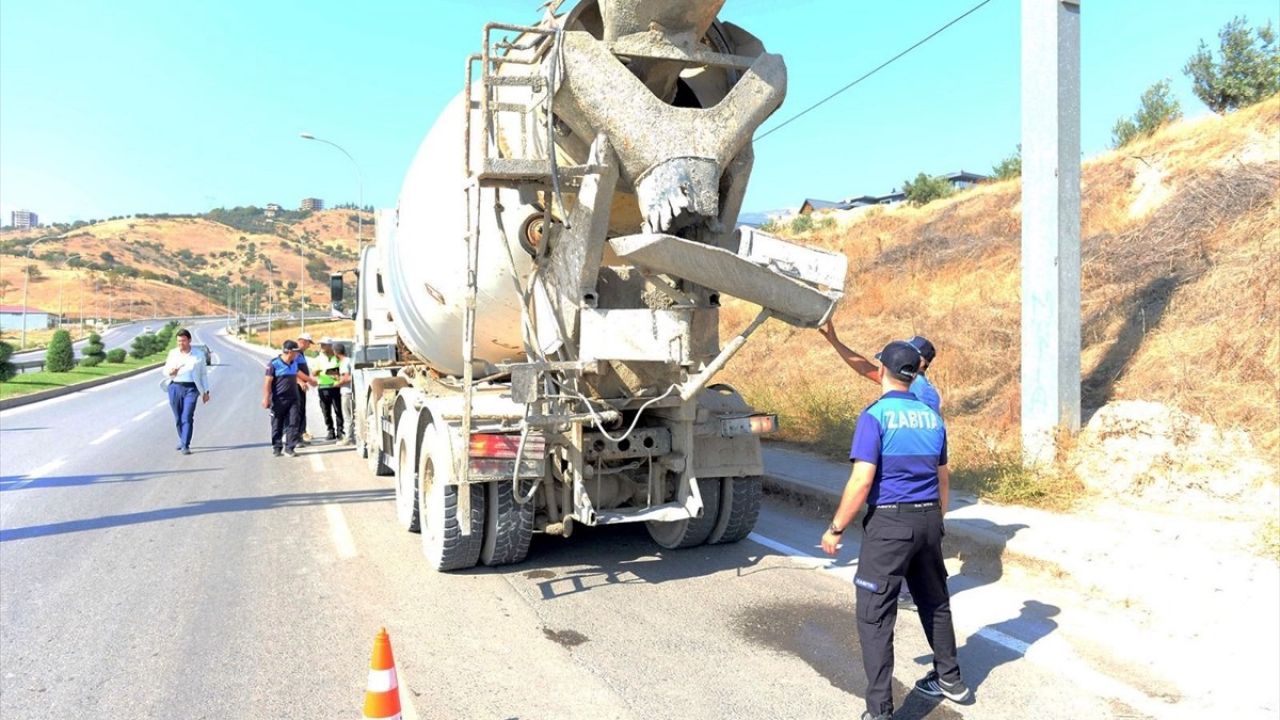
[0, 209, 369, 322]
[723, 96, 1279, 509]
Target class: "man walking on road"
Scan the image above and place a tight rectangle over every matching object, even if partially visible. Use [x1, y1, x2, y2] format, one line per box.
[315, 338, 343, 441]
[335, 342, 355, 445]
[820, 340, 969, 720]
[162, 328, 210, 455]
[263, 340, 313, 457]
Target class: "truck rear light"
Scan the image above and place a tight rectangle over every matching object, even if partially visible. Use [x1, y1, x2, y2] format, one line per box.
[469, 433, 546, 458]
[719, 413, 779, 437]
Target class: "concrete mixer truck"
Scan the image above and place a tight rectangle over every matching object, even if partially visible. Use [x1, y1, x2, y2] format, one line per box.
[335, 0, 847, 571]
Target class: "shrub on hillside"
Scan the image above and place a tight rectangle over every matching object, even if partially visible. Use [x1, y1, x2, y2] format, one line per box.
[1185, 16, 1280, 114]
[790, 214, 814, 233]
[0, 340, 15, 382]
[84, 333, 106, 363]
[1112, 80, 1182, 148]
[106, 348, 127, 363]
[903, 172, 954, 206]
[46, 330, 75, 372]
[991, 145, 1022, 181]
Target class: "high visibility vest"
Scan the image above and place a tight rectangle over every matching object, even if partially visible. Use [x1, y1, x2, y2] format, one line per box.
[315, 353, 340, 387]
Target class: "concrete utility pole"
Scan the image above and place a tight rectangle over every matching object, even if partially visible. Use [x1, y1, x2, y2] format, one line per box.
[300, 132, 366, 245]
[1021, 0, 1082, 463]
[299, 241, 306, 335]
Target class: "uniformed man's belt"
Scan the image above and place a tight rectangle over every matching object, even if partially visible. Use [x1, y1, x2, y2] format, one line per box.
[174, 381, 197, 388]
[872, 501, 940, 512]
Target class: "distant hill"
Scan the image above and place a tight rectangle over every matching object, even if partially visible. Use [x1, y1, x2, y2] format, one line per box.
[0, 207, 369, 320]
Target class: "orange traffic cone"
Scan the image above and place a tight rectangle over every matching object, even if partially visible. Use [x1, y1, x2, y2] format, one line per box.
[362, 627, 402, 720]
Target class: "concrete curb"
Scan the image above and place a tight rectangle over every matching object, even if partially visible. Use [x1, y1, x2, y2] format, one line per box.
[760, 473, 1046, 572]
[0, 360, 165, 412]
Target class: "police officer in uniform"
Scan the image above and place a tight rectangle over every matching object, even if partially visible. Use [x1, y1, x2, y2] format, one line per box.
[820, 340, 970, 720]
[262, 340, 313, 457]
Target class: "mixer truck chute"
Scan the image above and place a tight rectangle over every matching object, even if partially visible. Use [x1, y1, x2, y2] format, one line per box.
[348, 0, 847, 571]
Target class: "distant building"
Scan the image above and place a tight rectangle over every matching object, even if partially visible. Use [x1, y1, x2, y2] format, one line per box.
[798, 170, 990, 214]
[264, 203, 283, 219]
[11, 210, 38, 229]
[0, 304, 52, 331]
[300, 198, 325, 211]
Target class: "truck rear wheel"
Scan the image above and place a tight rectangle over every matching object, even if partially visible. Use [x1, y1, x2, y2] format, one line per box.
[394, 433, 420, 533]
[419, 425, 484, 571]
[707, 476, 762, 545]
[646, 478, 721, 550]
[480, 480, 535, 566]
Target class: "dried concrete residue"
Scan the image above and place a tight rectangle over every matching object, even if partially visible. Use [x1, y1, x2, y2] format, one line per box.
[1070, 400, 1276, 509]
[1128, 158, 1171, 219]
[542, 627, 589, 648]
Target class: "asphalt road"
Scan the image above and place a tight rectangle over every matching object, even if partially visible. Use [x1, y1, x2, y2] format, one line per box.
[0, 325, 1179, 719]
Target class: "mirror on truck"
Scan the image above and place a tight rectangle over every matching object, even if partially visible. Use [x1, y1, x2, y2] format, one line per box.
[329, 273, 344, 303]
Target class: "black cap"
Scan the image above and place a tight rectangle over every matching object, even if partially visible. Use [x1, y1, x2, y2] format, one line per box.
[282, 340, 299, 351]
[906, 335, 936, 363]
[875, 341, 920, 382]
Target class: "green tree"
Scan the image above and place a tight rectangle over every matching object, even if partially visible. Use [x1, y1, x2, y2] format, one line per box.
[83, 332, 106, 363]
[1111, 80, 1183, 148]
[1184, 17, 1280, 114]
[789, 213, 814, 233]
[0, 340, 15, 382]
[991, 145, 1022, 181]
[46, 330, 75, 372]
[902, 172, 954, 207]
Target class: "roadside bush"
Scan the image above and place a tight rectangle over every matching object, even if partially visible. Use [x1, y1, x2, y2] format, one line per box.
[83, 332, 106, 363]
[80, 355, 103, 367]
[130, 333, 163, 359]
[0, 340, 15, 382]
[46, 330, 76, 372]
[106, 348, 127, 363]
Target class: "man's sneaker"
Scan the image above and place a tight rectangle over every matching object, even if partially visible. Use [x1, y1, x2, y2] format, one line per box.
[273, 449, 283, 457]
[913, 670, 971, 703]
[181, 448, 191, 455]
[302, 432, 313, 442]
[326, 431, 336, 440]
[861, 711, 892, 720]
[284, 449, 298, 457]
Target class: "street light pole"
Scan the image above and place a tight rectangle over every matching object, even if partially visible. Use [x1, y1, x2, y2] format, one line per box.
[300, 132, 365, 244]
[299, 240, 306, 335]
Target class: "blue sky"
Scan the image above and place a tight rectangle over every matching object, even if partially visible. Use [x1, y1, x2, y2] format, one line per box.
[1, 0, 1275, 223]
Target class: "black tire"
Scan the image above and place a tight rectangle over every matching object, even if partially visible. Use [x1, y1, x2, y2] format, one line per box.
[419, 426, 484, 571]
[480, 480, 535, 566]
[395, 437, 420, 533]
[707, 476, 762, 545]
[646, 478, 721, 550]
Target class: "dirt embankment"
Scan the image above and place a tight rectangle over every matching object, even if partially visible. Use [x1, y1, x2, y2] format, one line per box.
[722, 96, 1280, 516]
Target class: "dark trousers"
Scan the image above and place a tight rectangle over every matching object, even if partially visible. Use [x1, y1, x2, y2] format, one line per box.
[270, 398, 300, 452]
[167, 382, 199, 450]
[318, 387, 343, 435]
[296, 387, 309, 436]
[855, 505, 960, 717]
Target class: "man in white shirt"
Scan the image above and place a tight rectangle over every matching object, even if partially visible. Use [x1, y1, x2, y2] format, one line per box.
[162, 328, 211, 455]
[335, 342, 355, 445]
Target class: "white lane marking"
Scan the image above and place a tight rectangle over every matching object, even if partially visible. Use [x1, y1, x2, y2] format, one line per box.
[309, 454, 325, 472]
[154, 400, 169, 408]
[397, 667, 421, 720]
[747, 530, 1179, 718]
[8, 458, 66, 490]
[89, 428, 121, 446]
[131, 410, 152, 422]
[324, 504, 358, 559]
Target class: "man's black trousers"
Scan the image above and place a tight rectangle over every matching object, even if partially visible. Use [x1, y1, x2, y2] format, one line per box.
[318, 387, 343, 436]
[854, 504, 961, 717]
[270, 399, 300, 452]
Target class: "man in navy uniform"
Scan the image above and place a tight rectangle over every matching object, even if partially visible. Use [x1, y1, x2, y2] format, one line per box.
[262, 340, 313, 457]
[820, 340, 969, 720]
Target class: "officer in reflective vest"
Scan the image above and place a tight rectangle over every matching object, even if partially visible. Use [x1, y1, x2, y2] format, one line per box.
[820, 340, 970, 720]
